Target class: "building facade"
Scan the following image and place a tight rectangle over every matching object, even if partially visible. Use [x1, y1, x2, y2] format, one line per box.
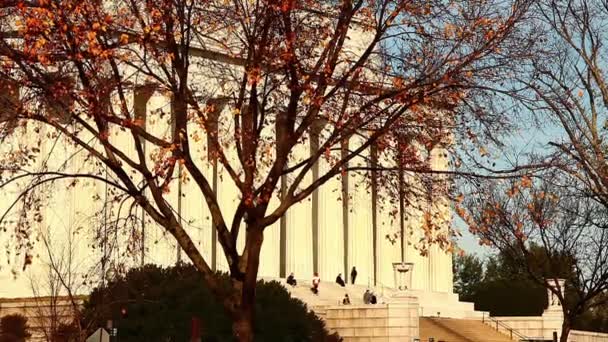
[0, 9, 453, 299]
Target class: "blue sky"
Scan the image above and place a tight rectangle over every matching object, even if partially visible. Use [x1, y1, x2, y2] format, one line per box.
[454, 110, 565, 259]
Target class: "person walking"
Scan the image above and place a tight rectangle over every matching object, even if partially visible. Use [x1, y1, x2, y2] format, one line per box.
[311, 272, 320, 295]
[350, 266, 358, 285]
[335, 273, 345, 287]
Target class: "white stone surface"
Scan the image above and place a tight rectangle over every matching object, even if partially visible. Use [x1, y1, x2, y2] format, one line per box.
[0, 101, 455, 299]
[86, 328, 110, 342]
[570, 330, 608, 342]
[323, 298, 419, 341]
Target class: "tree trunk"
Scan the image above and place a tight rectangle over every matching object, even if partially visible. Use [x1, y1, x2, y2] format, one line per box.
[559, 318, 570, 342]
[230, 225, 264, 342]
[230, 276, 255, 342]
[232, 309, 255, 342]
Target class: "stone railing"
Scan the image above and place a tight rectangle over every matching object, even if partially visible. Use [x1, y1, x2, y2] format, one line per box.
[481, 312, 532, 341]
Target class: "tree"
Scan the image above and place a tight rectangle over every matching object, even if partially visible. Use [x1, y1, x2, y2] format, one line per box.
[522, 1, 608, 212]
[27, 225, 90, 342]
[474, 1, 608, 337]
[452, 253, 484, 302]
[0, 0, 538, 340]
[82, 263, 339, 342]
[459, 172, 608, 342]
[49, 323, 80, 342]
[0, 314, 31, 342]
[453, 250, 548, 316]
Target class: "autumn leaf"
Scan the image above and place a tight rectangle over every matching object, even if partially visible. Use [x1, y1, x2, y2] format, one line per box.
[392, 76, 405, 88]
[506, 186, 519, 198]
[455, 193, 465, 203]
[479, 146, 488, 156]
[120, 34, 129, 44]
[521, 175, 532, 188]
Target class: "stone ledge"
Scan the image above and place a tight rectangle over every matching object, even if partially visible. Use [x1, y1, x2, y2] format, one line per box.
[387, 326, 411, 336]
[326, 307, 390, 319]
[325, 317, 388, 328]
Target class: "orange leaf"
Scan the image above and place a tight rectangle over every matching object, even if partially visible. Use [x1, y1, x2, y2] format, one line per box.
[120, 34, 129, 45]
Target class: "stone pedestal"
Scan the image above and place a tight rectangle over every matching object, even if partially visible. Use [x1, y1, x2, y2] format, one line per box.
[392, 262, 414, 291]
[542, 278, 565, 340]
[546, 278, 566, 309]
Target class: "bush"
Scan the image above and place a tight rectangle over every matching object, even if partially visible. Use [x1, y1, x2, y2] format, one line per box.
[51, 323, 80, 342]
[82, 263, 340, 342]
[0, 314, 31, 342]
[473, 279, 547, 316]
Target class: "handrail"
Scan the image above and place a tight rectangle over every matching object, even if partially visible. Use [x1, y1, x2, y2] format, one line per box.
[482, 312, 532, 341]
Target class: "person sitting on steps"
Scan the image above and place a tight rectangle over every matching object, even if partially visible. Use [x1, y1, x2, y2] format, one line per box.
[363, 289, 371, 304]
[370, 292, 377, 304]
[335, 273, 346, 287]
[286, 272, 297, 287]
[342, 294, 351, 305]
[311, 272, 320, 295]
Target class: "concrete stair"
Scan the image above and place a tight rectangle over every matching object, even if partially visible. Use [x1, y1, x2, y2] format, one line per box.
[420, 317, 515, 342]
[269, 278, 394, 307]
[311, 305, 329, 321]
[267, 277, 486, 320]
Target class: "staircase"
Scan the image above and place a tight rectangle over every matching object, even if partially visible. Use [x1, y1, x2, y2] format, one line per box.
[420, 317, 517, 342]
[310, 305, 329, 321]
[272, 278, 394, 307]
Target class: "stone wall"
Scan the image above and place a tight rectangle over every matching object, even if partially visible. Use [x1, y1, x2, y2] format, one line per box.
[323, 296, 419, 342]
[486, 316, 547, 340]
[570, 330, 608, 342]
[488, 282, 566, 341]
[0, 296, 85, 341]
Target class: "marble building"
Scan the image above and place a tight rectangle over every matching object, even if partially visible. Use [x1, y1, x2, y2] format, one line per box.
[0, 85, 454, 297]
[0, 10, 454, 298]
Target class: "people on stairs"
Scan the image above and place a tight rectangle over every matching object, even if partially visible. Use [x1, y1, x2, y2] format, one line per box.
[342, 294, 351, 305]
[311, 272, 320, 295]
[363, 289, 371, 304]
[350, 266, 357, 284]
[286, 272, 297, 287]
[336, 273, 345, 287]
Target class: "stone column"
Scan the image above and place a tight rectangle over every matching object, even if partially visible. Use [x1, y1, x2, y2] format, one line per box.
[133, 85, 156, 266]
[370, 144, 379, 286]
[341, 139, 350, 282]
[279, 175, 287, 278]
[310, 121, 321, 275]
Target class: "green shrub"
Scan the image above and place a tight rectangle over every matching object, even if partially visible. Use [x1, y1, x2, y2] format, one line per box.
[473, 279, 547, 316]
[0, 314, 31, 342]
[82, 263, 340, 342]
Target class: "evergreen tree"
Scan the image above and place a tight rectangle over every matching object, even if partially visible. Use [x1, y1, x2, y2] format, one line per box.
[0, 315, 31, 342]
[82, 263, 339, 342]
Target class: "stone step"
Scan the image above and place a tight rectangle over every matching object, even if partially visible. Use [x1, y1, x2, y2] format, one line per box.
[420, 317, 515, 342]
